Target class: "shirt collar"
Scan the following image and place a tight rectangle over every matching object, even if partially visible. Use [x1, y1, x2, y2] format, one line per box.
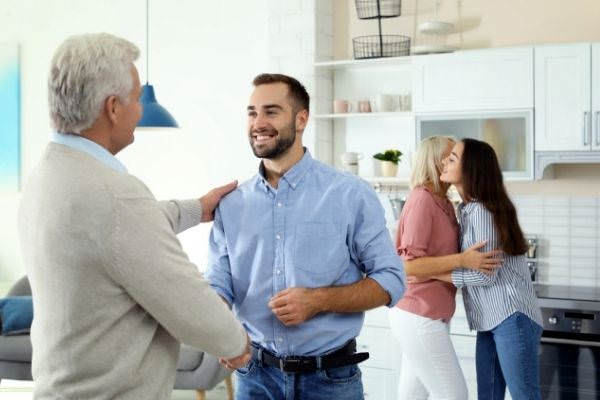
[51, 132, 128, 173]
[458, 201, 478, 215]
[256, 148, 314, 191]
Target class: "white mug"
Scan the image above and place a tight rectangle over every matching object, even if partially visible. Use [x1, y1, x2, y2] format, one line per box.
[340, 152, 363, 174]
[400, 93, 411, 111]
[341, 152, 363, 164]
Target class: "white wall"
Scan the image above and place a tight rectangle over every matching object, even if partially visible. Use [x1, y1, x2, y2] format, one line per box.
[0, 0, 271, 288]
[333, 0, 600, 59]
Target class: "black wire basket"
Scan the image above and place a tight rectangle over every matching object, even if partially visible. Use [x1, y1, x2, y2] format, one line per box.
[355, 0, 402, 19]
[353, 35, 411, 59]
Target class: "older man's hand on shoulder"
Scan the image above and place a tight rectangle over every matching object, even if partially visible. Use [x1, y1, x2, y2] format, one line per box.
[200, 181, 238, 222]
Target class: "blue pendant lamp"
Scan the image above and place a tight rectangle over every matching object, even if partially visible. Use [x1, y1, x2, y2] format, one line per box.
[137, 0, 178, 128]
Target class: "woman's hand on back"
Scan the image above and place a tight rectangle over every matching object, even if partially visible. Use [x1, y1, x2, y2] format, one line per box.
[460, 241, 503, 274]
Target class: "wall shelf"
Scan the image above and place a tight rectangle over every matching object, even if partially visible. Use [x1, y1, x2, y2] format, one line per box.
[314, 112, 413, 119]
[362, 176, 410, 186]
[314, 55, 413, 70]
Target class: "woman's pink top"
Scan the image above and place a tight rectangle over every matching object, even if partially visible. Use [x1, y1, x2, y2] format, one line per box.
[395, 186, 459, 321]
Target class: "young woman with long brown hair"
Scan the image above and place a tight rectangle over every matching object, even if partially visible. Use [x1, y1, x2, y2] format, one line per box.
[436, 138, 543, 400]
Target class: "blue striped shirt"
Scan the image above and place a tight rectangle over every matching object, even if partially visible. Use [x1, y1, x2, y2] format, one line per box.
[207, 150, 405, 356]
[451, 201, 542, 331]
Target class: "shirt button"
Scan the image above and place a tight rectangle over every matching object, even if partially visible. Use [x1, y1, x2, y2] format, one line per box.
[278, 337, 283, 342]
[276, 269, 281, 275]
[276, 234, 281, 240]
[277, 202, 283, 207]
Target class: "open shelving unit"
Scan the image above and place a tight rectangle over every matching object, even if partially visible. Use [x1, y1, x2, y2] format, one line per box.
[312, 56, 416, 181]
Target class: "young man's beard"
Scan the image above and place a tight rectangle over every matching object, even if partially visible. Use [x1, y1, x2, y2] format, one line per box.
[249, 118, 296, 160]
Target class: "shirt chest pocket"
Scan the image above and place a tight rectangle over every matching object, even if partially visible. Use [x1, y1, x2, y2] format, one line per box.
[293, 222, 348, 278]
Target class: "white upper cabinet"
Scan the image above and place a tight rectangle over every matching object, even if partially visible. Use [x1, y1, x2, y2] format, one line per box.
[413, 47, 534, 112]
[535, 43, 592, 151]
[592, 44, 600, 150]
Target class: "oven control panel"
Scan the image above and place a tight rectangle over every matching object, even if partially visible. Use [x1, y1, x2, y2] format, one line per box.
[540, 308, 600, 334]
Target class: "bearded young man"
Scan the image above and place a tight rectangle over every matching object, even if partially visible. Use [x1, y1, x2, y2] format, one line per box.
[207, 73, 406, 399]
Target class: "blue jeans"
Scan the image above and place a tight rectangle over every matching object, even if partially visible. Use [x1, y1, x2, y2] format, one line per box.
[476, 312, 543, 400]
[235, 358, 364, 400]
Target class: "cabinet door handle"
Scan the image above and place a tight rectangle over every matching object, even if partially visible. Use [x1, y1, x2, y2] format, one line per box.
[584, 111, 591, 146]
[596, 111, 600, 146]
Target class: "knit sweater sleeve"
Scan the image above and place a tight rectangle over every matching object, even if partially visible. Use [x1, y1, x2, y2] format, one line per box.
[107, 196, 247, 358]
[157, 199, 203, 234]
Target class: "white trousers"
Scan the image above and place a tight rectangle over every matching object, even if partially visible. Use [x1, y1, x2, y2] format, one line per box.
[389, 307, 468, 400]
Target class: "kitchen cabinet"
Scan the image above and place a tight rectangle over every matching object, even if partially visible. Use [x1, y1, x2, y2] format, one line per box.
[535, 43, 600, 152]
[534, 43, 595, 151]
[450, 292, 478, 400]
[361, 367, 397, 400]
[417, 110, 534, 180]
[594, 44, 600, 150]
[358, 306, 401, 399]
[413, 47, 533, 112]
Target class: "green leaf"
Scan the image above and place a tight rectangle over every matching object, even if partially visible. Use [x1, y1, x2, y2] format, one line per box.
[372, 149, 402, 164]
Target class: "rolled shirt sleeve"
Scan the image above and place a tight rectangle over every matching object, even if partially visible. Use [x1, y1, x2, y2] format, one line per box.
[351, 182, 406, 306]
[206, 207, 235, 305]
[396, 190, 433, 261]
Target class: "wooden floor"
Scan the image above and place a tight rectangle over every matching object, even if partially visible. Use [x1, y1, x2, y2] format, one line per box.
[0, 380, 231, 400]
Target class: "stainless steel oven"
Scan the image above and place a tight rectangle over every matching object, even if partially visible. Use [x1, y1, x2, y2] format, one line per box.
[536, 285, 600, 400]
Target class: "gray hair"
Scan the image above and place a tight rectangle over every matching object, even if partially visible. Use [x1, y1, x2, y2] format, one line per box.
[48, 33, 140, 134]
[410, 135, 456, 193]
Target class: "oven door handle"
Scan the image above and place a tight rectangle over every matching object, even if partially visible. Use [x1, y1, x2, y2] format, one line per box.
[540, 336, 600, 347]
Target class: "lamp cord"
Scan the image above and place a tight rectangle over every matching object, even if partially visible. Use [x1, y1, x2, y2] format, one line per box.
[146, 0, 149, 84]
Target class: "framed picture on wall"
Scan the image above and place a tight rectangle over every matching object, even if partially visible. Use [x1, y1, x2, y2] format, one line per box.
[0, 44, 20, 193]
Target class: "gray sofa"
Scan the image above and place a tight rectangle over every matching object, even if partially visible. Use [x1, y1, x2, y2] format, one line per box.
[0, 277, 233, 400]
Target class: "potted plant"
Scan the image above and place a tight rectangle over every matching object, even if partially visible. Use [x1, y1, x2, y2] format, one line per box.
[373, 149, 402, 177]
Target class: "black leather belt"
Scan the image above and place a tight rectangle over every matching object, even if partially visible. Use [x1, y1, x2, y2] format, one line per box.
[251, 339, 369, 373]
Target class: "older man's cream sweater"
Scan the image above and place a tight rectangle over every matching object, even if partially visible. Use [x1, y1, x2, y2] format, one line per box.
[18, 143, 246, 400]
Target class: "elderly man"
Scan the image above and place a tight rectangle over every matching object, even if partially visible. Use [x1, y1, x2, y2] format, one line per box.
[208, 74, 405, 399]
[18, 33, 249, 399]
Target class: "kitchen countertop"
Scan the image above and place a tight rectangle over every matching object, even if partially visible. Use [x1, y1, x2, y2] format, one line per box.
[535, 284, 600, 302]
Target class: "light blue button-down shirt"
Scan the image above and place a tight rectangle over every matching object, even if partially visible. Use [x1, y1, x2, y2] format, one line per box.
[51, 132, 127, 173]
[207, 150, 405, 356]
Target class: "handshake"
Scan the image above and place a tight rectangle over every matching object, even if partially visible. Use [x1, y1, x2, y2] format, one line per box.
[219, 334, 252, 370]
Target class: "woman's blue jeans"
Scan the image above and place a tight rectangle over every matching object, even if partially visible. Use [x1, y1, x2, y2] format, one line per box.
[476, 312, 543, 400]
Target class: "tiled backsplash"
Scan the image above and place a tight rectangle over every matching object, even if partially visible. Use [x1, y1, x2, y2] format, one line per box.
[379, 191, 600, 288]
[513, 195, 600, 288]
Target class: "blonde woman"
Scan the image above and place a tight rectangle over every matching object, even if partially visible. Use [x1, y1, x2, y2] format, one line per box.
[389, 136, 500, 400]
